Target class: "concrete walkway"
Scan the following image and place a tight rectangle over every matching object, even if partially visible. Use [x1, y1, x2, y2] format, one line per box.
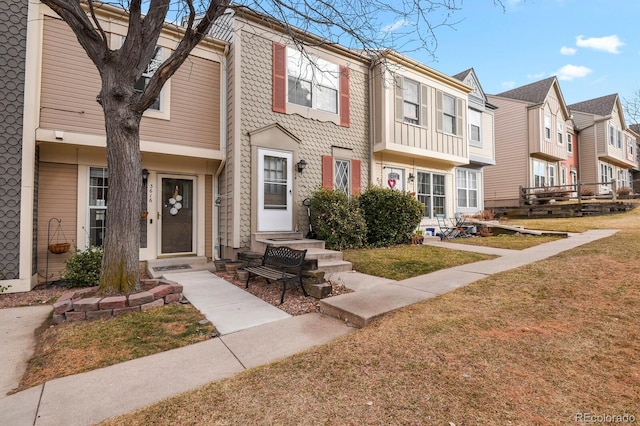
[0, 228, 618, 425]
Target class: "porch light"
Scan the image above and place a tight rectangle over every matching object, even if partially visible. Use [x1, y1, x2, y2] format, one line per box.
[297, 159, 308, 173]
[142, 168, 150, 184]
[408, 173, 415, 184]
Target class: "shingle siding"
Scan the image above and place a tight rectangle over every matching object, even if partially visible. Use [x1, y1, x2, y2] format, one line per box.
[0, 0, 28, 279]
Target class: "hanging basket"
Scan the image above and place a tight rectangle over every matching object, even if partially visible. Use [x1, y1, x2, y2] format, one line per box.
[48, 242, 71, 254]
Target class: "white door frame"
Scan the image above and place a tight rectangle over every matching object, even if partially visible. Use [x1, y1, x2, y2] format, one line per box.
[257, 148, 293, 232]
[157, 174, 197, 256]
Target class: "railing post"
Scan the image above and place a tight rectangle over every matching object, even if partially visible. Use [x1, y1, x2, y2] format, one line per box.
[611, 179, 617, 201]
[519, 186, 524, 206]
[577, 180, 582, 206]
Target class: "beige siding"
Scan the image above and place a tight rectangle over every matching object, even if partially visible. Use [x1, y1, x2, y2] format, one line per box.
[40, 17, 221, 151]
[37, 162, 78, 283]
[374, 67, 468, 163]
[484, 96, 530, 205]
[469, 110, 495, 163]
[231, 27, 370, 251]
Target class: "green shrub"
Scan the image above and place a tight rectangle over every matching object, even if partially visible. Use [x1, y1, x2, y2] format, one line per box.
[309, 188, 366, 250]
[359, 186, 424, 247]
[62, 246, 103, 288]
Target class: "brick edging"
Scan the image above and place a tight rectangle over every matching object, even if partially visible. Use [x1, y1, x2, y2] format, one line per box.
[51, 279, 184, 324]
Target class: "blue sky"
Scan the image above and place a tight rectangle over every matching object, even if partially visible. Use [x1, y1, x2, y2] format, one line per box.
[389, 0, 639, 106]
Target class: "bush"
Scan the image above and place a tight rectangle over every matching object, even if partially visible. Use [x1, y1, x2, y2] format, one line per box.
[616, 186, 632, 196]
[580, 186, 596, 197]
[62, 246, 103, 288]
[359, 186, 424, 247]
[309, 188, 366, 250]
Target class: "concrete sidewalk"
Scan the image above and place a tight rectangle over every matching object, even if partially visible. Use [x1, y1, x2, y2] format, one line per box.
[0, 228, 618, 425]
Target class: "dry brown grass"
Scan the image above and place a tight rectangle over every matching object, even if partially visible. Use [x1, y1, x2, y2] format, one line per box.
[103, 207, 640, 425]
[448, 234, 564, 250]
[17, 304, 215, 393]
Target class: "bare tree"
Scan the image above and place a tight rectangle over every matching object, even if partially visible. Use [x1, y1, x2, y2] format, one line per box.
[39, 0, 502, 294]
[623, 90, 640, 125]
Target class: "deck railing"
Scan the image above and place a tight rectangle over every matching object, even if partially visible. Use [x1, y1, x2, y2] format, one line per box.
[519, 180, 621, 206]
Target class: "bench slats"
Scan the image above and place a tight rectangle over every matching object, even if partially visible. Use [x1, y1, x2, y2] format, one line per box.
[244, 244, 308, 304]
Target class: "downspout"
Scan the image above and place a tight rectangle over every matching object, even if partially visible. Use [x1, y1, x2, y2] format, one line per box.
[368, 56, 378, 186]
[214, 43, 229, 260]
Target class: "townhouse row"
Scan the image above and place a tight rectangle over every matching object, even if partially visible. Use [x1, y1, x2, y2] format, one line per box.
[1, 2, 637, 293]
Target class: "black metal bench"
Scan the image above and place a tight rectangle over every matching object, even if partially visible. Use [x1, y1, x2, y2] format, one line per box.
[244, 245, 308, 304]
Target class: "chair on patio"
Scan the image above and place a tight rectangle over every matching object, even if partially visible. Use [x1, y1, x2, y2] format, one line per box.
[436, 214, 458, 240]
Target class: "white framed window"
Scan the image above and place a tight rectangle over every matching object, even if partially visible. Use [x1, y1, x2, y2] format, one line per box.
[469, 109, 482, 147]
[617, 130, 623, 149]
[456, 169, 478, 209]
[533, 160, 546, 187]
[619, 169, 628, 189]
[557, 121, 563, 145]
[334, 159, 350, 195]
[287, 47, 339, 114]
[567, 133, 573, 153]
[548, 164, 556, 187]
[609, 125, 615, 146]
[88, 167, 108, 246]
[417, 171, 446, 218]
[628, 135, 634, 156]
[135, 46, 163, 111]
[402, 79, 420, 124]
[600, 162, 613, 183]
[570, 170, 577, 187]
[442, 94, 457, 134]
[544, 114, 551, 140]
[561, 166, 567, 186]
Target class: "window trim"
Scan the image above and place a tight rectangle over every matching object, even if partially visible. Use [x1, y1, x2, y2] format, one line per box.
[456, 169, 479, 209]
[286, 46, 339, 115]
[87, 167, 108, 247]
[567, 133, 573, 154]
[416, 171, 446, 218]
[544, 114, 551, 141]
[469, 109, 482, 147]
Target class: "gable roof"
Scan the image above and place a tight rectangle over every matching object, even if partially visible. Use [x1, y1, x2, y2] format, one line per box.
[567, 94, 619, 116]
[629, 123, 640, 136]
[494, 76, 556, 104]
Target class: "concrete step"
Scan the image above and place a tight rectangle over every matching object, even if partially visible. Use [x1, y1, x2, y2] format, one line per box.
[304, 247, 344, 262]
[146, 257, 216, 279]
[253, 238, 325, 253]
[317, 259, 353, 274]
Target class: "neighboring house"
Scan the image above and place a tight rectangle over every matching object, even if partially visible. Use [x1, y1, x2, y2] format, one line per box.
[0, 0, 33, 292]
[629, 123, 640, 193]
[451, 68, 497, 215]
[485, 77, 576, 208]
[369, 52, 494, 228]
[211, 8, 371, 258]
[5, 1, 227, 292]
[568, 94, 638, 195]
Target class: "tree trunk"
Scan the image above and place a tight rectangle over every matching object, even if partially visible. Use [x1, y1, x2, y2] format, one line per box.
[98, 78, 143, 295]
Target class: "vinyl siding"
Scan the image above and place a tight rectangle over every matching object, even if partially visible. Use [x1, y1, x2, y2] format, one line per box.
[484, 96, 530, 205]
[36, 162, 78, 282]
[40, 17, 221, 151]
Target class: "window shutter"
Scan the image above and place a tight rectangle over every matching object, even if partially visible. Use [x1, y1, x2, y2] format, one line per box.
[272, 42, 286, 113]
[322, 155, 334, 189]
[340, 66, 350, 127]
[456, 98, 464, 136]
[395, 75, 404, 122]
[351, 159, 361, 195]
[420, 84, 429, 127]
[436, 90, 443, 132]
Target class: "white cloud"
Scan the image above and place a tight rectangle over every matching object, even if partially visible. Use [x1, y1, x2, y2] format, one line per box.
[380, 19, 410, 34]
[560, 46, 577, 55]
[556, 64, 592, 81]
[501, 81, 516, 89]
[527, 72, 545, 79]
[576, 35, 624, 54]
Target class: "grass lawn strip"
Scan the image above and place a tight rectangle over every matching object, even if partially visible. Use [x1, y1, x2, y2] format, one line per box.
[16, 304, 215, 393]
[102, 208, 640, 425]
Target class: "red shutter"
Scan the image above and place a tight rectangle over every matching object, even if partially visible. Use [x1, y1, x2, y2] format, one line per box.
[339, 66, 350, 127]
[272, 42, 286, 113]
[351, 159, 361, 195]
[322, 155, 334, 189]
